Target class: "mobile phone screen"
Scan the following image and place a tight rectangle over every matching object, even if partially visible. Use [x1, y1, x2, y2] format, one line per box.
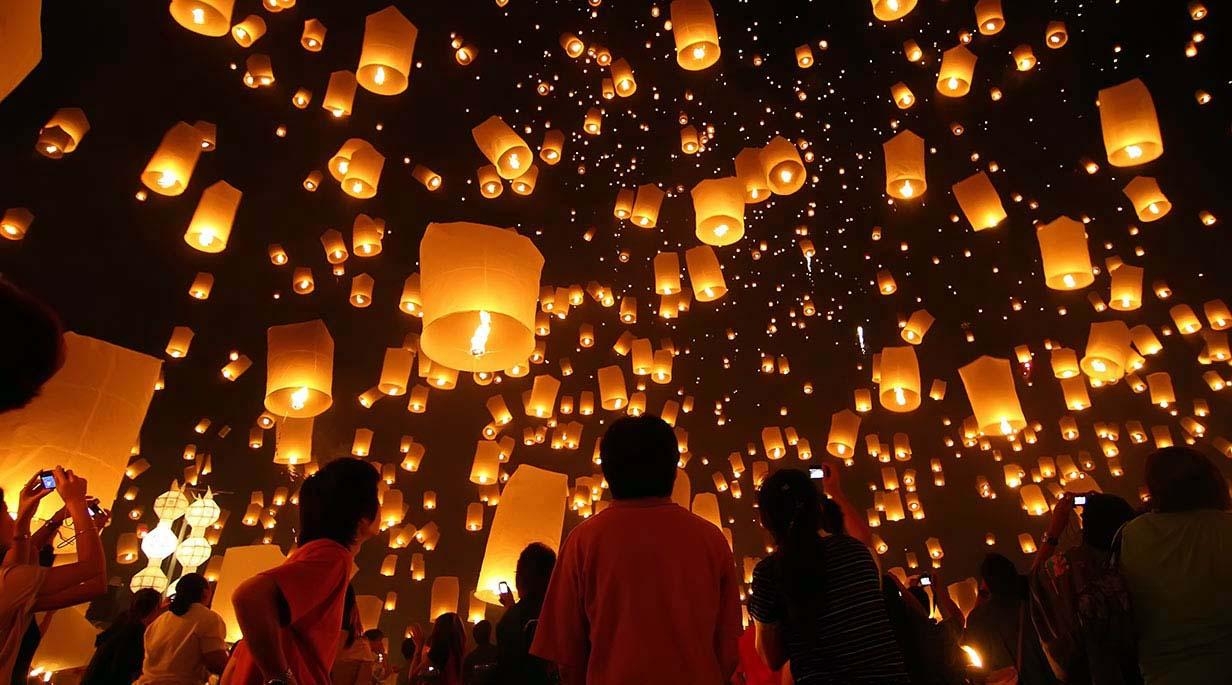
[499, 581, 511, 594]
[87, 502, 103, 517]
[39, 472, 56, 490]
[1074, 496, 1087, 506]
[920, 576, 932, 586]
[808, 467, 826, 480]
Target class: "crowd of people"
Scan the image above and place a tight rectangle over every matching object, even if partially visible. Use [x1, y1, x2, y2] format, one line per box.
[1, 276, 1231, 685]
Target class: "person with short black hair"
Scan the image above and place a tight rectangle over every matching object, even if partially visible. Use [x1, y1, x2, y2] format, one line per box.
[394, 635, 420, 685]
[0, 277, 64, 414]
[1120, 447, 1232, 685]
[135, 573, 229, 684]
[531, 415, 742, 685]
[461, 621, 498, 685]
[964, 554, 1057, 685]
[494, 543, 556, 684]
[222, 458, 381, 685]
[81, 587, 164, 685]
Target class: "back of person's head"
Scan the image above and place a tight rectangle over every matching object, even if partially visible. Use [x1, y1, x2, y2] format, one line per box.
[364, 628, 385, 650]
[0, 278, 65, 414]
[820, 496, 845, 535]
[472, 620, 492, 645]
[515, 542, 557, 604]
[399, 636, 417, 661]
[130, 588, 163, 622]
[757, 468, 824, 546]
[599, 415, 678, 499]
[980, 553, 1021, 602]
[1145, 446, 1231, 513]
[1080, 493, 1137, 549]
[427, 613, 464, 667]
[169, 573, 208, 616]
[298, 457, 380, 547]
[907, 585, 930, 609]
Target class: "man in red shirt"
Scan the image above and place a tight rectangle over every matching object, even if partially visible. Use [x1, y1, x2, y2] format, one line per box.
[531, 415, 742, 684]
[222, 458, 380, 685]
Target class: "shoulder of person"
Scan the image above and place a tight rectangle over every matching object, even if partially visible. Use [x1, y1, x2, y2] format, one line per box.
[0, 563, 47, 586]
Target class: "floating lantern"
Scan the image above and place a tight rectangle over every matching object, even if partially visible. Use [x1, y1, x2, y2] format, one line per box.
[1050, 348, 1079, 379]
[681, 125, 700, 153]
[189, 273, 214, 300]
[735, 148, 771, 203]
[598, 365, 627, 410]
[937, 45, 977, 97]
[511, 165, 539, 196]
[631, 184, 665, 228]
[671, 0, 721, 71]
[761, 137, 806, 195]
[301, 18, 326, 50]
[959, 356, 1027, 436]
[610, 58, 636, 96]
[877, 270, 897, 295]
[654, 252, 682, 295]
[323, 71, 358, 118]
[827, 409, 861, 457]
[1099, 79, 1163, 167]
[36, 108, 89, 158]
[540, 130, 564, 165]
[357, 7, 417, 95]
[184, 180, 241, 253]
[1146, 372, 1176, 408]
[692, 177, 745, 245]
[320, 229, 348, 264]
[952, 172, 1006, 231]
[903, 40, 923, 62]
[1109, 264, 1144, 311]
[472, 116, 533, 180]
[303, 170, 323, 192]
[880, 346, 922, 412]
[1123, 177, 1171, 221]
[560, 33, 585, 58]
[265, 319, 334, 418]
[872, 0, 917, 21]
[1045, 21, 1068, 48]
[1203, 300, 1231, 330]
[292, 88, 312, 109]
[165, 327, 194, 359]
[231, 15, 266, 46]
[141, 122, 204, 196]
[328, 139, 366, 181]
[901, 310, 934, 344]
[685, 245, 728, 301]
[1036, 217, 1093, 290]
[470, 440, 502, 484]
[430, 577, 459, 621]
[350, 274, 374, 308]
[583, 107, 603, 135]
[273, 417, 313, 465]
[1013, 45, 1035, 71]
[475, 465, 568, 603]
[883, 130, 926, 200]
[170, 0, 235, 36]
[242, 54, 274, 88]
[1, 208, 34, 241]
[975, 0, 1004, 34]
[478, 165, 503, 198]
[1081, 321, 1131, 382]
[795, 44, 814, 68]
[353, 214, 385, 256]
[1170, 304, 1202, 334]
[342, 143, 384, 198]
[890, 82, 915, 109]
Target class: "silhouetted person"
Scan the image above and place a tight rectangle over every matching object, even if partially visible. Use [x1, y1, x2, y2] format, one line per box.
[461, 621, 497, 685]
[964, 554, 1056, 685]
[1120, 446, 1232, 685]
[494, 543, 556, 684]
[0, 277, 64, 414]
[531, 415, 742, 684]
[414, 613, 465, 684]
[136, 573, 228, 684]
[81, 588, 163, 684]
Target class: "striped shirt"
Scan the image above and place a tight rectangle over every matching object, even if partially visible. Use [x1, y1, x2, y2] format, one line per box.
[749, 534, 910, 684]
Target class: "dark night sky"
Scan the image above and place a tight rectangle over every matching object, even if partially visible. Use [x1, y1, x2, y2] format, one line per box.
[1, 0, 1229, 633]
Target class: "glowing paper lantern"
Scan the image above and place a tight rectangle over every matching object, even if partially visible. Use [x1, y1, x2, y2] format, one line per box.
[265, 319, 334, 418]
[937, 45, 976, 97]
[597, 365, 627, 410]
[1098, 79, 1163, 167]
[685, 245, 728, 302]
[1080, 321, 1131, 382]
[231, 15, 266, 46]
[328, 138, 365, 181]
[1045, 21, 1068, 48]
[301, 18, 326, 50]
[419, 222, 544, 373]
[901, 309, 934, 344]
[879, 346, 921, 412]
[975, 0, 1004, 34]
[560, 33, 585, 58]
[735, 148, 771, 203]
[583, 107, 602, 135]
[357, 6, 417, 95]
[795, 45, 814, 68]
[475, 464, 568, 604]
[140, 122, 204, 196]
[654, 252, 682, 295]
[1123, 177, 1171, 221]
[165, 327, 194, 359]
[1170, 304, 1202, 334]
[872, 0, 917, 21]
[342, 143, 384, 199]
[1013, 45, 1036, 71]
[826, 409, 861, 458]
[952, 172, 1006, 231]
[631, 184, 665, 228]
[610, 58, 636, 96]
[1036, 217, 1093, 290]
[883, 130, 926, 200]
[242, 54, 274, 88]
[761, 137, 806, 195]
[170, 0, 235, 37]
[323, 70, 358, 118]
[671, 0, 720, 70]
[1050, 348, 1080, 379]
[36, 108, 89, 158]
[1109, 264, 1144, 311]
[890, 82, 915, 109]
[184, 180, 242, 253]
[540, 130, 564, 165]
[273, 417, 313, 465]
[1204, 300, 1231, 330]
[691, 177, 745, 245]
[1, 207, 33, 241]
[472, 116, 533, 180]
[959, 356, 1027, 436]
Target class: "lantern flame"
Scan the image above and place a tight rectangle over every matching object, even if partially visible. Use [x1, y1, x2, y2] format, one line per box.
[947, 77, 960, 91]
[290, 386, 310, 411]
[156, 172, 176, 188]
[1062, 274, 1076, 288]
[1000, 417, 1013, 435]
[470, 311, 493, 357]
[374, 66, 387, 86]
[900, 180, 915, 198]
[1125, 144, 1143, 160]
[692, 45, 707, 59]
[191, 7, 205, 24]
[894, 386, 907, 406]
[961, 645, 983, 669]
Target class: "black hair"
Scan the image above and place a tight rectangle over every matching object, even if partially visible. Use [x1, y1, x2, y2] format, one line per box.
[298, 457, 380, 547]
[130, 588, 163, 621]
[0, 278, 65, 414]
[472, 620, 492, 645]
[979, 553, 1023, 602]
[1080, 493, 1136, 550]
[169, 573, 208, 616]
[399, 636, 417, 660]
[363, 628, 385, 641]
[427, 613, 464, 669]
[820, 496, 846, 535]
[515, 542, 557, 607]
[599, 415, 678, 499]
[341, 585, 359, 648]
[756, 469, 827, 638]
[1145, 446, 1231, 513]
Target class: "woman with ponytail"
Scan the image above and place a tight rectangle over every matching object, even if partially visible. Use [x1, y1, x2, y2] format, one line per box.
[749, 468, 909, 683]
[136, 573, 229, 684]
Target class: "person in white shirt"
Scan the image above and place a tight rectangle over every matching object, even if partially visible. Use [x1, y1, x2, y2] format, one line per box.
[136, 573, 228, 684]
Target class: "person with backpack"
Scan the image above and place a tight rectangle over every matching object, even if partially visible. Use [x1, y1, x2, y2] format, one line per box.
[1119, 447, 1232, 685]
[494, 543, 556, 684]
[964, 554, 1057, 685]
[1029, 492, 1139, 685]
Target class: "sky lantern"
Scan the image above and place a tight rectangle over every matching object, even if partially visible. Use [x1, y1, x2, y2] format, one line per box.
[882, 130, 926, 200]
[654, 252, 682, 295]
[378, 347, 413, 396]
[231, 15, 266, 46]
[265, 319, 334, 418]
[540, 129, 564, 165]
[872, 0, 917, 21]
[583, 107, 603, 135]
[472, 116, 533, 179]
[671, 0, 720, 71]
[328, 138, 366, 181]
[826, 409, 861, 457]
[193, 121, 215, 151]
[292, 267, 314, 294]
[273, 417, 313, 465]
[734, 147, 771, 203]
[1013, 45, 1036, 71]
[975, 0, 1005, 34]
[597, 365, 627, 410]
[353, 214, 384, 256]
[184, 180, 242, 253]
[349, 274, 374, 307]
[631, 183, 665, 228]
[610, 58, 637, 96]
[526, 374, 561, 417]
[879, 346, 921, 412]
[1020, 484, 1049, 515]
[951, 172, 1006, 231]
[477, 166, 503, 198]
[691, 177, 745, 245]
[1109, 264, 1144, 311]
[419, 222, 543, 373]
[559, 33, 585, 58]
[890, 82, 915, 109]
[1036, 216, 1093, 290]
[303, 170, 323, 191]
[959, 356, 1027, 436]
[511, 165, 539, 195]
[876, 269, 897, 295]
[301, 18, 326, 50]
[36, 108, 89, 158]
[323, 70, 358, 118]
[685, 245, 728, 301]
[795, 45, 814, 68]
[901, 309, 934, 344]
[399, 273, 423, 317]
[357, 6, 417, 95]
[189, 272, 214, 300]
[1050, 348, 1080, 379]
[761, 137, 806, 195]
[1122, 177, 1171, 221]
[1045, 21, 1068, 48]
[1, 207, 33, 241]
[903, 40, 923, 62]
[1170, 304, 1202, 334]
[342, 142, 384, 198]
[1098, 78, 1163, 167]
[430, 577, 459, 621]
[242, 54, 274, 87]
[470, 440, 502, 484]
[1147, 372, 1176, 408]
[474, 464, 567, 603]
[681, 125, 700, 153]
[292, 88, 312, 109]
[937, 45, 976, 97]
[141, 122, 204, 196]
[1081, 320, 1131, 382]
[1204, 300, 1231, 330]
[320, 229, 348, 264]
[170, 0, 234, 36]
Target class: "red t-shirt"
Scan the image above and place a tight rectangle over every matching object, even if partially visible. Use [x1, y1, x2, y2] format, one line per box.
[530, 497, 743, 684]
[223, 539, 353, 685]
[736, 624, 782, 685]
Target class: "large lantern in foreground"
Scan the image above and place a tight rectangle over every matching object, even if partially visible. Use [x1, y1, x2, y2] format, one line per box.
[1098, 78, 1163, 167]
[959, 356, 1027, 436]
[265, 319, 334, 418]
[879, 346, 921, 412]
[671, 0, 720, 71]
[170, 0, 235, 37]
[472, 116, 533, 180]
[1035, 216, 1093, 290]
[937, 45, 976, 97]
[140, 122, 204, 196]
[356, 6, 417, 95]
[691, 177, 745, 246]
[883, 130, 926, 200]
[475, 465, 568, 604]
[419, 222, 545, 373]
